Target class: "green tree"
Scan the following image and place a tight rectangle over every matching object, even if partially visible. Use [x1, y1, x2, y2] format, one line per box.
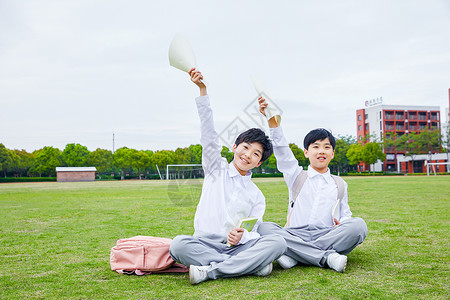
[87, 148, 113, 178]
[382, 132, 399, 154]
[188, 144, 202, 164]
[416, 129, 441, 155]
[346, 143, 363, 173]
[289, 143, 307, 168]
[31, 147, 62, 177]
[174, 147, 191, 164]
[397, 132, 421, 164]
[260, 153, 276, 172]
[0, 144, 8, 172]
[131, 150, 151, 179]
[14, 149, 35, 177]
[330, 135, 355, 175]
[221, 146, 234, 163]
[143, 150, 156, 174]
[361, 142, 386, 172]
[113, 147, 133, 180]
[152, 150, 176, 178]
[0, 147, 20, 177]
[61, 143, 90, 167]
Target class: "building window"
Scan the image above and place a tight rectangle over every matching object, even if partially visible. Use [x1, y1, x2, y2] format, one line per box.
[365, 114, 368, 119]
[431, 112, 439, 121]
[365, 124, 369, 131]
[385, 112, 394, 120]
[358, 125, 362, 131]
[358, 115, 362, 121]
[380, 121, 382, 130]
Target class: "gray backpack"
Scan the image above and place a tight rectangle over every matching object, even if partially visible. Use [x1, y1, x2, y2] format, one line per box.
[286, 171, 345, 226]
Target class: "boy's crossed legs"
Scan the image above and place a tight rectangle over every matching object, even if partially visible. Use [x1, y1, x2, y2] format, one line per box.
[258, 217, 367, 271]
[170, 234, 286, 283]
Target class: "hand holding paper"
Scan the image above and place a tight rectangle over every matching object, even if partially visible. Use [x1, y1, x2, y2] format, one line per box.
[189, 68, 206, 96]
[258, 96, 280, 128]
[251, 74, 281, 126]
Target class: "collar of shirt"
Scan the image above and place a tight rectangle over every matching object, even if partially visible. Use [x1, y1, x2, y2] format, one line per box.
[228, 162, 252, 186]
[307, 165, 334, 184]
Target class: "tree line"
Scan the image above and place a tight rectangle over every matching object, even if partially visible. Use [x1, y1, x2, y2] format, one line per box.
[0, 128, 446, 178]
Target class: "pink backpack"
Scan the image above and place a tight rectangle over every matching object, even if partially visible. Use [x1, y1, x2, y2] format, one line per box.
[110, 236, 188, 275]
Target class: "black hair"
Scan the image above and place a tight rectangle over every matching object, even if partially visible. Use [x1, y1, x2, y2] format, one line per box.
[234, 128, 273, 163]
[303, 128, 336, 150]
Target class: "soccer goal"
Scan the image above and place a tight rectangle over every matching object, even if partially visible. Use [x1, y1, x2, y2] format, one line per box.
[425, 161, 450, 176]
[166, 164, 204, 180]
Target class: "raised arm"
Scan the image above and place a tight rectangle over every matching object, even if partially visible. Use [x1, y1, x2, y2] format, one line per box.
[190, 69, 222, 175]
[189, 68, 207, 96]
[259, 97, 303, 189]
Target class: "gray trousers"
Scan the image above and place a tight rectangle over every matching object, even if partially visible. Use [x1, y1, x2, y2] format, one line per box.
[257, 217, 367, 268]
[169, 234, 287, 279]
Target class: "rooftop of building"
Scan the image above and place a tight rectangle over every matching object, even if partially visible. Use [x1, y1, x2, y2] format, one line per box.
[55, 167, 97, 172]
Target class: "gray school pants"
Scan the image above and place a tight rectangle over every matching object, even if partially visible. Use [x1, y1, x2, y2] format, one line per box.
[169, 234, 287, 280]
[257, 217, 367, 268]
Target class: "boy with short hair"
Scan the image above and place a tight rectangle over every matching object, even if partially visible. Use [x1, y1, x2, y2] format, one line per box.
[257, 97, 367, 273]
[169, 69, 286, 285]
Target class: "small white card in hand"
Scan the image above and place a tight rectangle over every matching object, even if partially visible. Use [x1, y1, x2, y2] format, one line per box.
[168, 33, 197, 73]
[251, 74, 281, 125]
[331, 199, 341, 224]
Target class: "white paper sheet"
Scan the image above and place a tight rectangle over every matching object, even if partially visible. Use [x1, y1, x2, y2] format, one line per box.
[331, 199, 341, 224]
[251, 75, 281, 125]
[168, 33, 197, 73]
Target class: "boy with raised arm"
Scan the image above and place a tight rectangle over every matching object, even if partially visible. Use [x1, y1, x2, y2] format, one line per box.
[257, 97, 367, 273]
[169, 69, 286, 285]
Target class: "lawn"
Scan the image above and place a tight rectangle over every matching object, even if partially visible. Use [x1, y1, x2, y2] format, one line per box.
[0, 176, 449, 299]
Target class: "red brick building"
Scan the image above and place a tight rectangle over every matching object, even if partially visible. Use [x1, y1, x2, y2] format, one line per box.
[56, 167, 97, 182]
[356, 99, 441, 172]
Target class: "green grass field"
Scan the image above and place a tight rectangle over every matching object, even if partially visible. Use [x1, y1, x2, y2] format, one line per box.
[0, 176, 449, 299]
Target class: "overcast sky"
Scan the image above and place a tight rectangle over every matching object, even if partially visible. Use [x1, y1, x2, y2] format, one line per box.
[1, 0, 450, 152]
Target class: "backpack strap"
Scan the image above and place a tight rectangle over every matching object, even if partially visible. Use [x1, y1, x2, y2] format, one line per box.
[286, 172, 345, 227]
[331, 175, 345, 201]
[330, 175, 345, 223]
[286, 171, 307, 227]
[290, 171, 308, 208]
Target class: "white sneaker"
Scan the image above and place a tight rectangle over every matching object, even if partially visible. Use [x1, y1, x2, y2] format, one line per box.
[189, 265, 210, 285]
[326, 253, 347, 273]
[254, 263, 273, 276]
[277, 255, 298, 269]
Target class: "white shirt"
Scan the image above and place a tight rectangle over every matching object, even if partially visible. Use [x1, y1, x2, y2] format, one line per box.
[270, 126, 352, 228]
[193, 95, 265, 244]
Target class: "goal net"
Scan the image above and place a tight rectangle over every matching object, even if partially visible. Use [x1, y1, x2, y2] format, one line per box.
[165, 164, 204, 180]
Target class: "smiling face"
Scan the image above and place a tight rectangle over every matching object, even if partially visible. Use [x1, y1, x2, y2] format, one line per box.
[232, 142, 264, 175]
[304, 138, 335, 174]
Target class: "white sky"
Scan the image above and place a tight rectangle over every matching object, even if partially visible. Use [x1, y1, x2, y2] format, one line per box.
[1, 0, 450, 152]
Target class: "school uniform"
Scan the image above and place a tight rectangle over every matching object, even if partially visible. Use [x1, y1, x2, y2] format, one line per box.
[257, 126, 367, 267]
[169, 95, 286, 279]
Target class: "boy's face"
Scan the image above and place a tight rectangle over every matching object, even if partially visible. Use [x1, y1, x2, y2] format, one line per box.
[232, 142, 264, 175]
[304, 138, 335, 174]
